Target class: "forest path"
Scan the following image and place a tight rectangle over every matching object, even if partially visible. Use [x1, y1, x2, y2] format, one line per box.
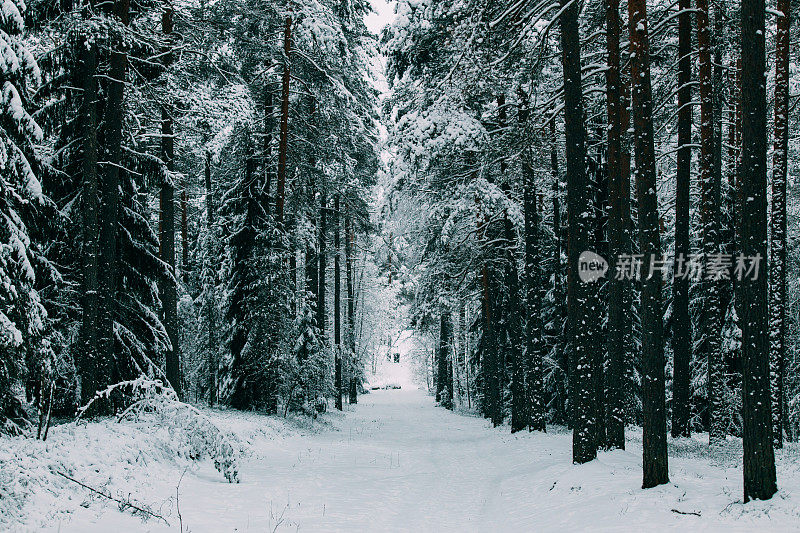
[162, 388, 797, 532]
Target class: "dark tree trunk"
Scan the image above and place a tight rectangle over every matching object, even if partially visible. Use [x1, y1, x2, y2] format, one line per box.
[346, 215, 358, 404]
[605, 0, 628, 449]
[671, 0, 693, 439]
[524, 162, 545, 432]
[769, 0, 790, 450]
[317, 174, 327, 340]
[160, 5, 181, 399]
[590, 145, 608, 450]
[275, 17, 291, 225]
[334, 195, 343, 410]
[205, 150, 217, 407]
[740, 0, 777, 502]
[549, 122, 568, 425]
[437, 308, 454, 410]
[97, 0, 131, 412]
[79, 35, 99, 406]
[697, 0, 724, 445]
[560, 0, 597, 463]
[628, 0, 669, 488]
[497, 95, 525, 433]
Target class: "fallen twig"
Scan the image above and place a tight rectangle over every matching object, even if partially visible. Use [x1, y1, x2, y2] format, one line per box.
[671, 508, 701, 517]
[55, 471, 170, 525]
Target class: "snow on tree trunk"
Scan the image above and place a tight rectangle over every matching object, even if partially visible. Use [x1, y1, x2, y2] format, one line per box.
[628, 0, 669, 488]
[671, 0, 693, 439]
[560, 0, 597, 464]
[739, 0, 777, 502]
[769, 0, 790, 450]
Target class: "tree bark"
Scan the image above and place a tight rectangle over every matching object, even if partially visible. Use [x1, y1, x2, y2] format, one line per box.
[629, 0, 669, 488]
[769, 0, 790, 450]
[697, 0, 725, 445]
[79, 35, 99, 406]
[97, 0, 131, 412]
[524, 162, 545, 432]
[560, 0, 597, 463]
[437, 308, 454, 409]
[671, 0, 693, 439]
[275, 17, 291, 225]
[204, 150, 217, 407]
[160, 4, 181, 399]
[740, 0, 777, 502]
[605, 0, 628, 449]
[345, 215, 358, 404]
[334, 195, 343, 410]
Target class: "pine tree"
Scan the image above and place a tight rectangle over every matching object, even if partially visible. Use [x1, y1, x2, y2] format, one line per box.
[696, 0, 725, 445]
[604, 0, 628, 450]
[560, 0, 597, 464]
[769, 0, 790, 449]
[740, 0, 777, 502]
[629, 0, 669, 488]
[671, 0, 693, 439]
[0, 0, 50, 429]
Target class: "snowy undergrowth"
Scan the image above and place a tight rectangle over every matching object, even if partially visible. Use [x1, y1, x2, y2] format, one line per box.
[0, 395, 334, 531]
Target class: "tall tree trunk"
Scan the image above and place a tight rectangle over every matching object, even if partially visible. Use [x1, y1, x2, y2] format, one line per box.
[478, 208, 502, 426]
[629, 0, 669, 488]
[204, 150, 217, 406]
[560, 0, 597, 463]
[317, 171, 327, 341]
[696, 0, 725, 444]
[561, 0, 599, 463]
[605, 0, 628, 449]
[672, 0, 693, 439]
[740, 0, 777, 502]
[591, 144, 608, 449]
[97, 0, 131, 412]
[498, 95, 525, 433]
[346, 215, 358, 404]
[697, 0, 724, 445]
[79, 35, 99, 406]
[275, 17, 291, 225]
[437, 308, 454, 409]
[160, 4, 181, 398]
[334, 195, 343, 410]
[524, 162, 545, 432]
[550, 122, 568, 424]
[769, 0, 790, 450]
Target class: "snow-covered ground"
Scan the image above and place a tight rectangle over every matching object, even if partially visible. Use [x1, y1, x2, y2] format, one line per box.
[3, 388, 800, 532]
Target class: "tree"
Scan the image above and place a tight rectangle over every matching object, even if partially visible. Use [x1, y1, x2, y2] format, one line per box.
[0, 0, 51, 429]
[97, 0, 131, 414]
[605, 0, 627, 450]
[769, 0, 790, 449]
[560, 0, 597, 464]
[671, 0, 693, 439]
[160, 3, 181, 398]
[628, 0, 669, 488]
[739, 0, 777, 502]
[696, 0, 724, 445]
[335, 194, 343, 411]
[436, 307, 454, 409]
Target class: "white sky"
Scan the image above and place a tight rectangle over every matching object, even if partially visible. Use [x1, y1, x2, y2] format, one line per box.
[365, 0, 395, 36]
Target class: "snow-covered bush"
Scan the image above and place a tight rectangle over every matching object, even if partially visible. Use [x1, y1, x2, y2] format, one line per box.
[78, 377, 239, 482]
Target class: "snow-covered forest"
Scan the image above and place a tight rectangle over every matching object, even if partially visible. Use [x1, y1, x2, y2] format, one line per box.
[2, 0, 800, 529]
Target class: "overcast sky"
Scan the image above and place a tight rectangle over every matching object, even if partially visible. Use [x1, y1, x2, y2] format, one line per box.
[365, 0, 395, 36]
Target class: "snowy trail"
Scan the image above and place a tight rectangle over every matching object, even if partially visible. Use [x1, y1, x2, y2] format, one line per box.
[47, 388, 799, 532]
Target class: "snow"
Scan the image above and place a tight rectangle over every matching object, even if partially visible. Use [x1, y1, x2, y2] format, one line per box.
[3, 391, 800, 531]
